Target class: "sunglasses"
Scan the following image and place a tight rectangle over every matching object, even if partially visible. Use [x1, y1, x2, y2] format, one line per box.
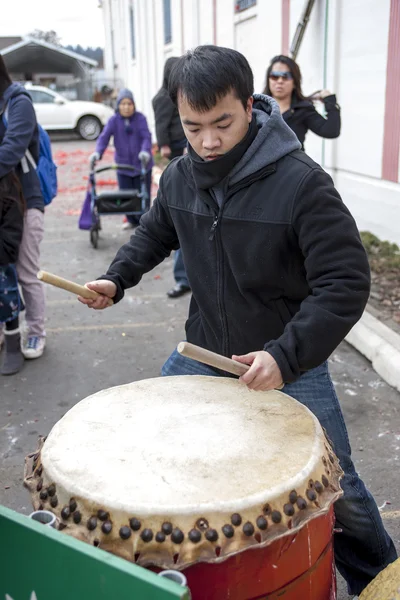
[269, 71, 293, 81]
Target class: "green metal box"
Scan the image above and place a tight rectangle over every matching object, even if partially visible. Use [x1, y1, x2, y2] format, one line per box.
[0, 505, 189, 600]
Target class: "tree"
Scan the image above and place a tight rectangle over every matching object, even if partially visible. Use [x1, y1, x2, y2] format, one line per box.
[65, 45, 104, 68]
[28, 29, 61, 46]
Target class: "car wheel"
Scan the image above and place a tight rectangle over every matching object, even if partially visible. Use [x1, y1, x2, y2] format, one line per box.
[77, 116, 102, 141]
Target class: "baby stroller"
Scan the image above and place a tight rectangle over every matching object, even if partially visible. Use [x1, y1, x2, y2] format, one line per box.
[87, 155, 150, 249]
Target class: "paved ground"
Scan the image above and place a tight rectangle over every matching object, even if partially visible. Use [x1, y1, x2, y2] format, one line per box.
[1, 138, 400, 598]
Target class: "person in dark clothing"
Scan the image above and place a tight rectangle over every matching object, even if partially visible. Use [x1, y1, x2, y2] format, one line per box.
[0, 55, 46, 360]
[78, 45, 396, 596]
[0, 171, 25, 375]
[152, 57, 190, 299]
[152, 57, 187, 160]
[91, 88, 153, 228]
[262, 55, 340, 149]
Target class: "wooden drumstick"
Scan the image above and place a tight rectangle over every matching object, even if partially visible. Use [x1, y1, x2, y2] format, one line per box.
[178, 341, 248, 376]
[177, 341, 284, 389]
[37, 270, 114, 306]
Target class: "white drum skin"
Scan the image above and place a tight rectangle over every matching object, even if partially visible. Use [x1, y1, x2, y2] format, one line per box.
[24, 376, 343, 569]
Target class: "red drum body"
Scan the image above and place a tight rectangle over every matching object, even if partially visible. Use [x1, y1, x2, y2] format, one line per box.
[179, 506, 335, 600]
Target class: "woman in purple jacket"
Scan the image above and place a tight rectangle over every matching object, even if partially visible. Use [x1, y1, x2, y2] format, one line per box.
[91, 88, 154, 228]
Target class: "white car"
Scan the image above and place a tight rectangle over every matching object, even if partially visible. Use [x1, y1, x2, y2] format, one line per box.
[25, 84, 114, 141]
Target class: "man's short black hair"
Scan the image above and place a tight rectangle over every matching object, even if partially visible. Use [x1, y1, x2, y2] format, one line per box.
[168, 45, 254, 112]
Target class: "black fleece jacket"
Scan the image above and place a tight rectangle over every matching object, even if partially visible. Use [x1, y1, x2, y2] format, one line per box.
[152, 88, 185, 148]
[152, 57, 186, 149]
[101, 145, 370, 383]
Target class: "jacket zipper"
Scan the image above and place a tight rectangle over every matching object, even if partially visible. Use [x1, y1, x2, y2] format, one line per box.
[209, 208, 230, 357]
[192, 165, 277, 359]
[209, 215, 219, 240]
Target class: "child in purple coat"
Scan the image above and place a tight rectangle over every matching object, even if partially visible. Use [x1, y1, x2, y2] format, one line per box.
[91, 89, 154, 228]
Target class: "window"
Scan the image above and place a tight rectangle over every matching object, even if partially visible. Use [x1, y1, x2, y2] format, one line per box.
[234, 0, 257, 13]
[28, 90, 55, 104]
[129, 2, 136, 59]
[163, 0, 172, 44]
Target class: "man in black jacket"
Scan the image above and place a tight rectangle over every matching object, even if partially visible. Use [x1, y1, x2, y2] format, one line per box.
[80, 45, 397, 594]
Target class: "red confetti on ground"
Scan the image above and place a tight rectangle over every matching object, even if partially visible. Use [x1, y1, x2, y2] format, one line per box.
[153, 275, 162, 280]
[96, 179, 116, 187]
[58, 185, 87, 194]
[54, 150, 68, 159]
[65, 209, 81, 216]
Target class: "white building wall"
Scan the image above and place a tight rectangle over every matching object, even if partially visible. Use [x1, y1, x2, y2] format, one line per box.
[198, 0, 214, 45]
[288, 0, 400, 244]
[101, 0, 400, 244]
[334, 0, 390, 179]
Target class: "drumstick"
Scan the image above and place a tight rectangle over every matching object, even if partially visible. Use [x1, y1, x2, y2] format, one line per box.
[37, 270, 114, 306]
[178, 341, 248, 376]
[177, 341, 284, 389]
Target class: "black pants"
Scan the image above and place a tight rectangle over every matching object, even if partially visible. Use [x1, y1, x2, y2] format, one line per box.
[5, 317, 19, 331]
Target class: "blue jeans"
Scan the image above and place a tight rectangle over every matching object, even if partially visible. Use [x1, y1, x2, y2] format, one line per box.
[173, 249, 189, 287]
[161, 349, 397, 595]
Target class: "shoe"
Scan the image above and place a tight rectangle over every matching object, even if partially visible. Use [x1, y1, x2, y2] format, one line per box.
[121, 221, 135, 230]
[1, 328, 24, 375]
[22, 335, 46, 359]
[0, 326, 4, 351]
[167, 283, 191, 298]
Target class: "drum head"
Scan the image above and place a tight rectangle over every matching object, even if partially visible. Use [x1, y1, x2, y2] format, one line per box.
[25, 376, 343, 568]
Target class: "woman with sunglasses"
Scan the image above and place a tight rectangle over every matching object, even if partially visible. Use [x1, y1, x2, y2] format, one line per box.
[263, 55, 341, 149]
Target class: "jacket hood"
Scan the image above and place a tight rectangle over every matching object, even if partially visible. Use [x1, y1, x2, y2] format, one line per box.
[229, 94, 301, 186]
[116, 88, 135, 107]
[0, 82, 30, 111]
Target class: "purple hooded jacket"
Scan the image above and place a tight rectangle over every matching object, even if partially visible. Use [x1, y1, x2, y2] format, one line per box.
[96, 98, 154, 176]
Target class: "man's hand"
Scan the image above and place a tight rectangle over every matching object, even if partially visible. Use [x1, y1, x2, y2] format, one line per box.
[78, 280, 117, 310]
[160, 145, 171, 158]
[232, 350, 283, 391]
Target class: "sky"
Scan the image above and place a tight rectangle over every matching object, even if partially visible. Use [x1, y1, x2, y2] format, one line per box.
[0, 0, 105, 48]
